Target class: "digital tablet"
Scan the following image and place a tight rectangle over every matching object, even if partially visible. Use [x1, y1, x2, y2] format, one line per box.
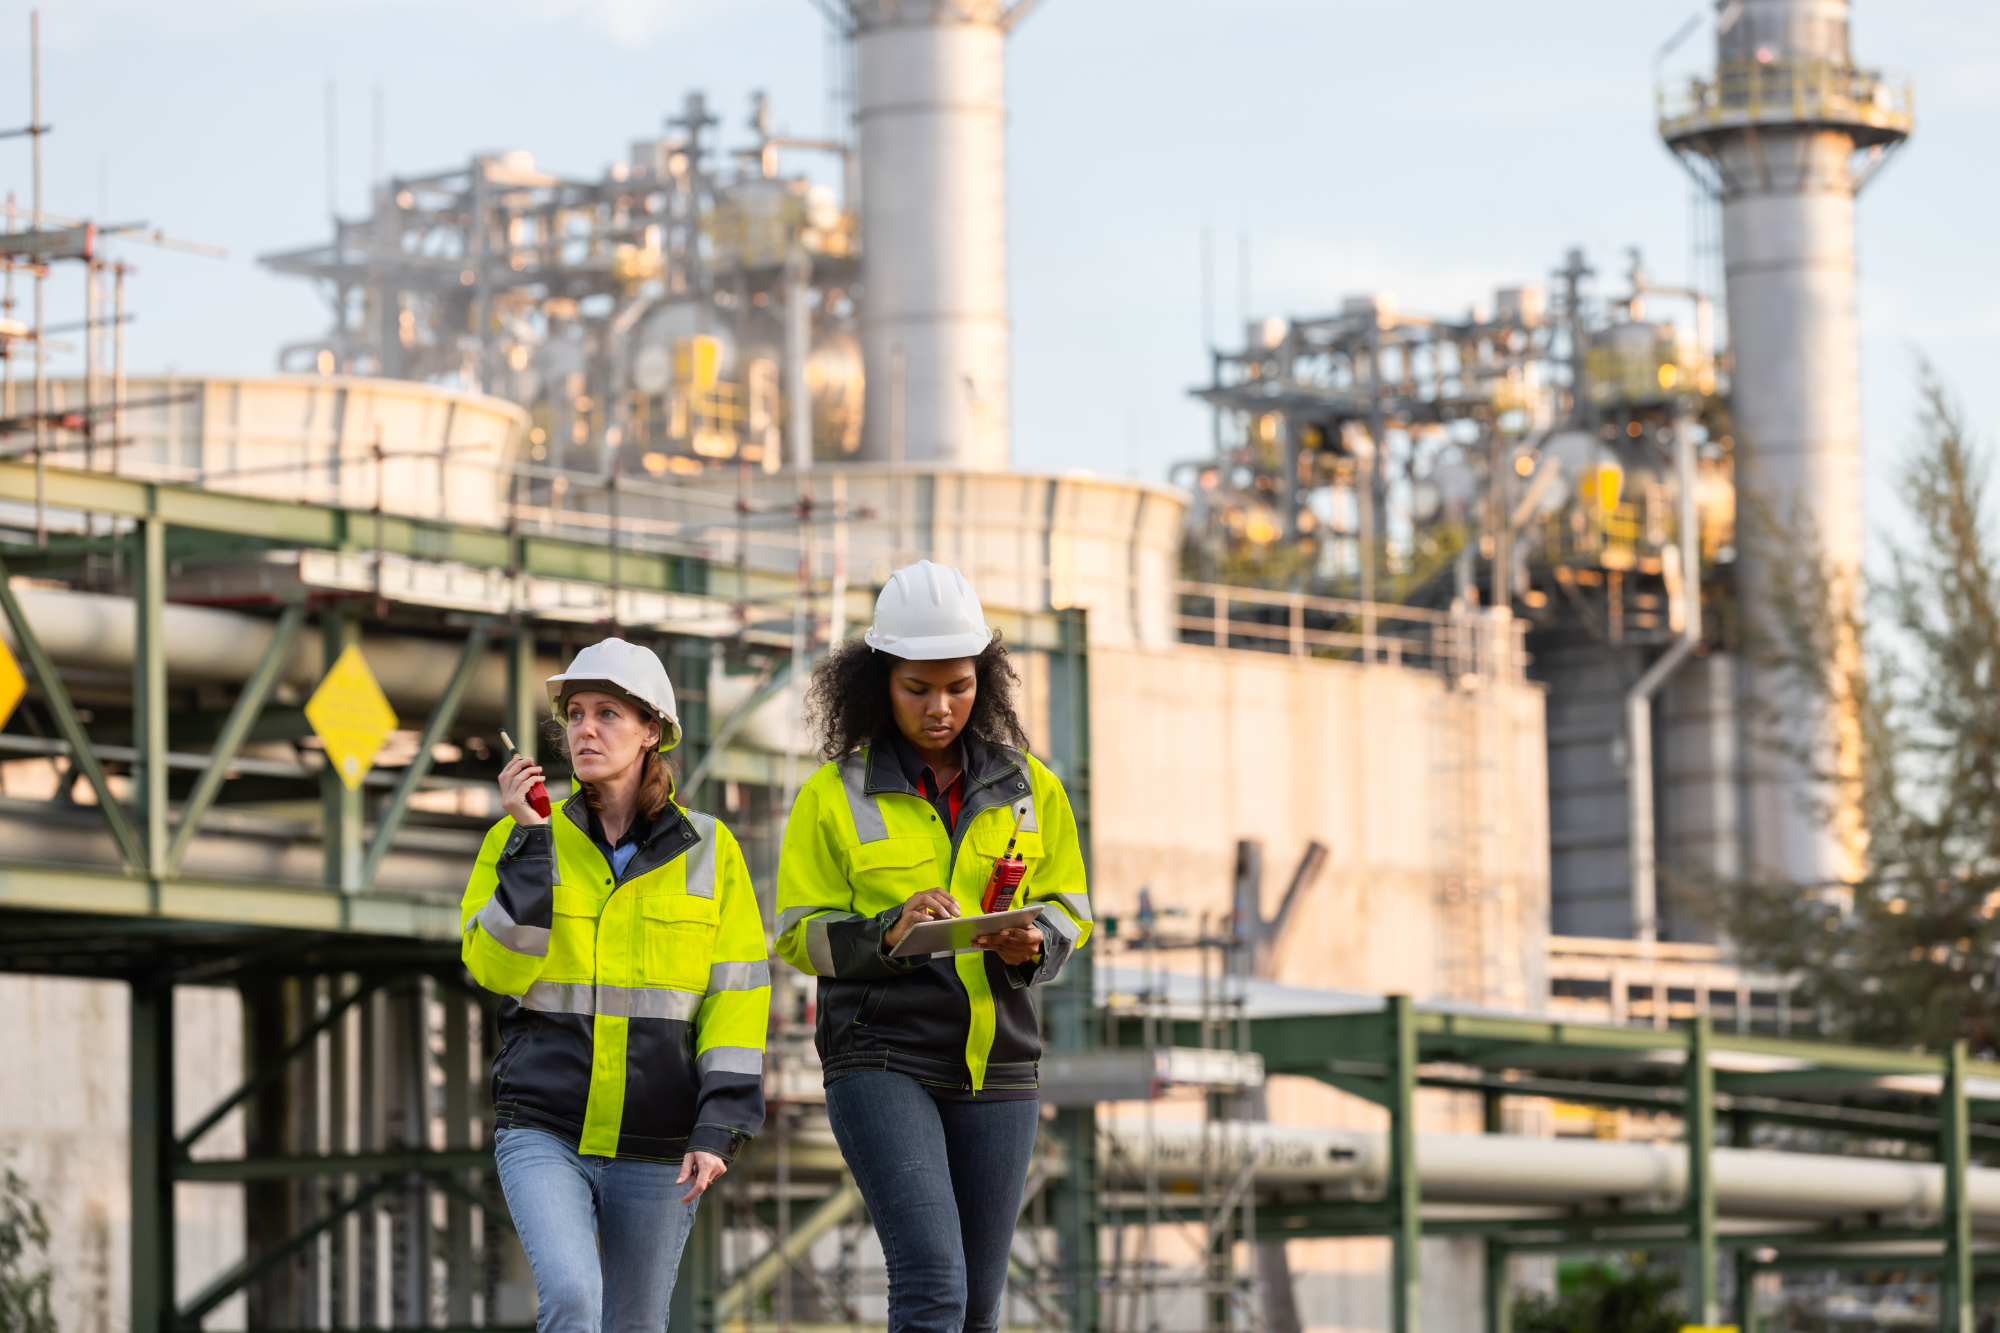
[887, 905, 1045, 958]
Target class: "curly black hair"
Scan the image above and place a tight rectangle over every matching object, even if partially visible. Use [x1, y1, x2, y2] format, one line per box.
[806, 635, 1032, 761]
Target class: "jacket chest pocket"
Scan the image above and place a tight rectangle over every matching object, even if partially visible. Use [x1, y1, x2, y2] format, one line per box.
[964, 824, 1045, 891]
[547, 884, 604, 979]
[846, 837, 943, 905]
[640, 892, 719, 993]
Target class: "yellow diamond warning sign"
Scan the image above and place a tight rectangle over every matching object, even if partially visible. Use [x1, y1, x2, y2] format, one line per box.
[0, 636, 24, 731]
[305, 645, 398, 791]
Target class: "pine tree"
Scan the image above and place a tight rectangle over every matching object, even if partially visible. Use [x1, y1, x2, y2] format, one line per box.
[0, 1166, 55, 1333]
[1703, 369, 2000, 1052]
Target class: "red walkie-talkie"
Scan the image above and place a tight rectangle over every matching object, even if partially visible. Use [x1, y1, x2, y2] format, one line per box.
[981, 806, 1029, 913]
[498, 730, 552, 820]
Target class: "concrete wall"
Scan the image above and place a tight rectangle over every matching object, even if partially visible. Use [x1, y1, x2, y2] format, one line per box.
[1090, 642, 1550, 1009]
[0, 977, 246, 1333]
[1089, 642, 1550, 1333]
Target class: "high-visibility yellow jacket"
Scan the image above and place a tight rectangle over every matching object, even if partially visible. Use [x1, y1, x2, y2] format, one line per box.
[774, 740, 1091, 1097]
[460, 795, 768, 1161]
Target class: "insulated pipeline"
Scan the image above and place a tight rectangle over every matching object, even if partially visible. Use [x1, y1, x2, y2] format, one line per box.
[0, 586, 558, 720]
[1103, 1124, 2000, 1227]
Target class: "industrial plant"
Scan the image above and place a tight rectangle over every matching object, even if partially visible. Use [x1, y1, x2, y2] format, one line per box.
[0, 3, 1982, 1333]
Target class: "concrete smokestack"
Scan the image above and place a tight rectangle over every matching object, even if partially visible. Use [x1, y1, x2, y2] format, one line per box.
[1663, 0, 1911, 886]
[850, 0, 1020, 471]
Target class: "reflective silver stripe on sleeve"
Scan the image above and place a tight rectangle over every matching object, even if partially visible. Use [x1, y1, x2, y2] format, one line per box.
[596, 984, 702, 1022]
[806, 912, 864, 977]
[521, 980, 596, 1015]
[474, 895, 550, 957]
[1054, 891, 1093, 923]
[776, 904, 825, 937]
[681, 811, 719, 899]
[707, 960, 771, 993]
[697, 1046, 766, 1078]
[1038, 904, 1081, 943]
[839, 753, 888, 844]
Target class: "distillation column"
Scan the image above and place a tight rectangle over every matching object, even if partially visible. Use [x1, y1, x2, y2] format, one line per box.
[1663, 0, 1910, 886]
[850, 0, 1015, 470]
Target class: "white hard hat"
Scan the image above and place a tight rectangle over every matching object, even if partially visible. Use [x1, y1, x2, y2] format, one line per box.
[863, 560, 995, 660]
[546, 639, 682, 752]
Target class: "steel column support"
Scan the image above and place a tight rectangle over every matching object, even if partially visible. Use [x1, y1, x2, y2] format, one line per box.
[1389, 994, 1421, 1333]
[1686, 1015, 1719, 1326]
[0, 552, 143, 866]
[1944, 1039, 1974, 1333]
[1732, 1246, 1756, 1333]
[1046, 611, 1097, 1333]
[1049, 960, 1100, 1333]
[1050, 608, 1091, 868]
[669, 1177, 721, 1333]
[1483, 1239, 1510, 1333]
[322, 611, 364, 892]
[177, 976, 383, 1155]
[133, 515, 168, 877]
[362, 624, 490, 885]
[506, 627, 539, 764]
[130, 973, 175, 1333]
[166, 602, 306, 876]
[443, 989, 475, 1325]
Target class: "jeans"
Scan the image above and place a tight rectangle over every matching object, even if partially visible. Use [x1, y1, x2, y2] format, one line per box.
[494, 1127, 702, 1333]
[824, 1072, 1041, 1333]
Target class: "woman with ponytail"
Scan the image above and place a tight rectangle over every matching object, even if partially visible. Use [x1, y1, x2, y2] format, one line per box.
[460, 638, 769, 1333]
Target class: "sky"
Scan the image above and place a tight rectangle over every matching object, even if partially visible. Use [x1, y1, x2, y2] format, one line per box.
[2, 0, 1997, 550]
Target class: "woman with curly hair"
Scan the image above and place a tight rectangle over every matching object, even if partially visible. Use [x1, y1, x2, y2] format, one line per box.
[775, 560, 1093, 1333]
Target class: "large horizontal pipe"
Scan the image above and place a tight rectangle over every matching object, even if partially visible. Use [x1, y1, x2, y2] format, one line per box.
[1105, 1124, 2000, 1227]
[0, 588, 558, 722]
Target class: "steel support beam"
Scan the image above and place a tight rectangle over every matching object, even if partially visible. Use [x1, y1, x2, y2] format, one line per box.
[1389, 995, 1421, 1333]
[670, 1176, 721, 1333]
[1944, 1038, 1974, 1333]
[443, 989, 475, 1325]
[133, 516, 169, 878]
[321, 611, 364, 893]
[1483, 1239, 1510, 1333]
[1686, 1015, 1719, 1327]
[130, 974, 175, 1333]
[1050, 958, 1100, 1333]
[714, 1178, 865, 1321]
[177, 975, 386, 1156]
[179, 1173, 401, 1326]
[1733, 1246, 1756, 1333]
[0, 458, 678, 589]
[0, 552, 143, 867]
[166, 602, 306, 876]
[361, 625, 489, 886]
[506, 628, 539, 764]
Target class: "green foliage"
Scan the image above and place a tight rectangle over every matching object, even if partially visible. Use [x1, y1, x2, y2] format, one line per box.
[1513, 1259, 1683, 1333]
[0, 1166, 55, 1333]
[1704, 367, 2000, 1052]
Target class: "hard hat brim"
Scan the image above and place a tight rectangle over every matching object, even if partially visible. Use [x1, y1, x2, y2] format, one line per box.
[862, 626, 995, 661]
[546, 675, 683, 752]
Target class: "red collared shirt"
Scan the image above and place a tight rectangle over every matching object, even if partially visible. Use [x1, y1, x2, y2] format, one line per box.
[893, 734, 967, 834]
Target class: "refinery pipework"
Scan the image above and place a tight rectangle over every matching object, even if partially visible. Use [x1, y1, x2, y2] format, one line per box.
[1662, 0, 1912, 889]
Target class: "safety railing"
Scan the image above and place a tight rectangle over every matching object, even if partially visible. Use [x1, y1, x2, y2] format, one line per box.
[1175, 580, 1527, 685]
[1659, 59, 1914, 141]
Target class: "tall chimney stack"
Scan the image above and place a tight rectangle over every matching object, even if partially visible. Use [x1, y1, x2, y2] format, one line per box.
[1662, 0, 1911, 887]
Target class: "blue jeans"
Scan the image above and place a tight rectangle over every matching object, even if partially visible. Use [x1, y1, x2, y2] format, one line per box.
[824, 1073, 1041, 1333]
[494, 1127, 702, 1333]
